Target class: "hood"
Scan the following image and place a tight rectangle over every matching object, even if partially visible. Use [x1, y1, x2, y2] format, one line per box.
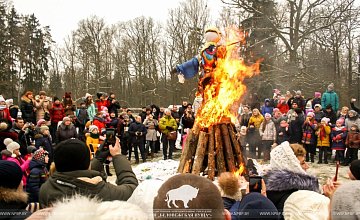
[0, 187, 28, 209]
[21, 95, 32, 103]
[50, 170, 106, 188]
[29, 159, 46, 170]
[264, 169, 320, 193]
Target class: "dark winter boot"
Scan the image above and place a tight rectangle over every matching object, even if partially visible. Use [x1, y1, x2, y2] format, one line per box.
[150, 152, 154, 159]
[310, 154, 314, 163]
[305, 153, 309, 162]
[105, 165, 113, 176]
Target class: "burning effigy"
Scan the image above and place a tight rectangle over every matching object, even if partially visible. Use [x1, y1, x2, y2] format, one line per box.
[174, 26, 262, 180]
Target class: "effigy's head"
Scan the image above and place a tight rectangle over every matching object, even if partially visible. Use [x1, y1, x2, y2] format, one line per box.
[204, 26, 221, 43]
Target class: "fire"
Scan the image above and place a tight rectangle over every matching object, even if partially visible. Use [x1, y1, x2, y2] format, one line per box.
[234, 163, 245, 177]
[195, 26, 261, 128]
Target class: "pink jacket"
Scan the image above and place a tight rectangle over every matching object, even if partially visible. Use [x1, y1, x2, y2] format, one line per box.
[6, 156, 31, 187]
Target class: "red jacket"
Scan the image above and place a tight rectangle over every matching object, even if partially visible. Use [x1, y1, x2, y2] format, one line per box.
[0, 108, 13, 123]
[95, 100, 110, 112]
[277, 103, 289, 115]
[50, 103, 65, 123]
[93, 117, 106, 133]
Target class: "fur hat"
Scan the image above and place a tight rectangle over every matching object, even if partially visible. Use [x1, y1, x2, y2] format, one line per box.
[264, 113, 272, 118]
[0, 122, 8, 131]
[64, 92, 71, 98]
[33, 149, 49, 164]
[39, 91, 46, 96]
[270, 141, 306, 174]
[89, 125, 98, 133]
[53, 96, 60, 102]
[7, 141, 20, 158]
[54, 139, 90, 172]
[331, 181, 360, 220]
[5, 98, 13, 106]
[295, 90, 301, 96]
[62, 117, 71, 123]
[314, 104, 322, 109]
[0, 160, 23, 189]
[40, 125, 49, 133]
[0, 95, 5, 103]
[284, 190, 329, 220]
[349, 160, 360, 180]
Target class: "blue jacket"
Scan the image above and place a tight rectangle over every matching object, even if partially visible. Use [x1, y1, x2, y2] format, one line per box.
[26, 160, 48, 202]
[321, 90, 339, 112]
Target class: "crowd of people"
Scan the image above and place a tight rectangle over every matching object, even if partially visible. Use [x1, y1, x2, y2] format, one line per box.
[0, 83, 360, 219]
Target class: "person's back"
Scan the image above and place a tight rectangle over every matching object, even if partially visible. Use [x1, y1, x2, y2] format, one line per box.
[39, 138, 138, 207]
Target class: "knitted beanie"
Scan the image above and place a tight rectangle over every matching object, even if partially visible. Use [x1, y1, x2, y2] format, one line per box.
[33, 149, 49, 164]
[89, 125, 98, 133]
[270, 141, 306, 174]
[331, 181, 360, 220]
[6, 141, 20, 158]
[284, 190, 330, 220]
[37, 119, 46, 127]
[349, 160, 360, 180]
[3, 138, 13, 147]
[40, 125, 49, 133]
[54, 139, 90, 172]
[0, 160, 23, 189]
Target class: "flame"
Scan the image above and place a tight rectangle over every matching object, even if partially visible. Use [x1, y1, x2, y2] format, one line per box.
[195, 26, 261, 128]
[234, 163, 246, 178]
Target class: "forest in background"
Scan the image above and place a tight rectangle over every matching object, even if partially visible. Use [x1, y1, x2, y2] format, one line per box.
[0, 0, 359, 108]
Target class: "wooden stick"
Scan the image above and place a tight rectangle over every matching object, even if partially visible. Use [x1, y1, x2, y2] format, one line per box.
[207, 126, 215, 180]
[183, 159, 192, 173]
[228, 124, 246, 168]
[177, 125, 200, 173]
[192, 131, 209, 175]
[215, 125, 226, 174]
[220, 124, 236, 172]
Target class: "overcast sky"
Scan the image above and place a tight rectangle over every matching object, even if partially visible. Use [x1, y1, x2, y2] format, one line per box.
[11, 0, 223, 44]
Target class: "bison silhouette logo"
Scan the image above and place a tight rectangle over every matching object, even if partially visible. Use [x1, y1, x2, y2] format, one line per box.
[165, 185, 199, 208]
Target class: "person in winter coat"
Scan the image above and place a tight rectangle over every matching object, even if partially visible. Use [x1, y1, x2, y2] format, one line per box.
[276, 119, 290, 145]
[76, 102, 89, 142]
[86, 125, 101, 158]
[39, 138, 138, 207]
[277, 96, 289, 115]
[95, 92, 110, 113]
[2, 140, 31, 189]
[20, 91, 36, 124]
[316, 117, 331, 164]
[288, 108, 304, 144]
[337, 106, 349, 123]
[259, 113, 276, 161]
[6, 98, 20, 119]
[302, 112, 318, 162]
[158, 109, 178, 160]
[62, 92, 76, 116]
[93, 112, 106, 134]
[0, 95, 13, 128]
[107, 111, 119, 129]
[117, 113, 130, 156]
[264, 142, 317, 219]
[128, 116, 147, 163]
[26, 149, 49, 203]
[34, 126, 53, 170]
[321, 83, 339, 113]
[239, 105, 252, 127]
[261, 99, 274, 116]
[0, 160, 32, 219]
[84, 93, 96, 121]
[344, 124, 360, 165]
[312, 92, 322, 109]
[143, 114, 158, 159]
[323, 104, 337, 126]
[34, 91, 52, 122]
[314, 104, 325, 123]
[247, 108, 264, 159]
[331, 118, 347, 164]
[49, 97, 65, 142]
[107, 93, 121, 117]
[345, 110, 360, 132]
[55, 117, 78, 143]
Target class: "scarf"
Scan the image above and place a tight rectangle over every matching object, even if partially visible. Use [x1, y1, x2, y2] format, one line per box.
[90, 133, 99, 139]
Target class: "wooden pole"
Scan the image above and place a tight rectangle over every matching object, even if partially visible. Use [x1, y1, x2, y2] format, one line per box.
[192, 131, 209, 175]
[220, 124, 236, 172]
[215, 125, 226, 174]
[228, 124, 246, 167]
[207, 126, 215, 180]
[177, 125, 200, 173]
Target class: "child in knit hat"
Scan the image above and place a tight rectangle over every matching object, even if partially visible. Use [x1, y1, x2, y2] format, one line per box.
[316, 117, 331, 164]
[331, 118, 347, 164]
[344, 124, 360, 165]
[26, 148, 49, 202]
[86, 125, 100, 158]
[34, 125, 53, 169]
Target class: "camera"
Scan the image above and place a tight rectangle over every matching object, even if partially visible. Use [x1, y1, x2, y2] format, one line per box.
[105, 128, 116, 145]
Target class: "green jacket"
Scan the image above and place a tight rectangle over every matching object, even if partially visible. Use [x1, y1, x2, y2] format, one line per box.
[39, 155, 138, 207]
[321, 90, 339, 112]
[159, 115, 178, 135]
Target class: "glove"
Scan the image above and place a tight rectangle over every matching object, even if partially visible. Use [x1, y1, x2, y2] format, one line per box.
[95, 143, 110, 163]
[336, 135, 341, 140]
[166, 126, 173, 131]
